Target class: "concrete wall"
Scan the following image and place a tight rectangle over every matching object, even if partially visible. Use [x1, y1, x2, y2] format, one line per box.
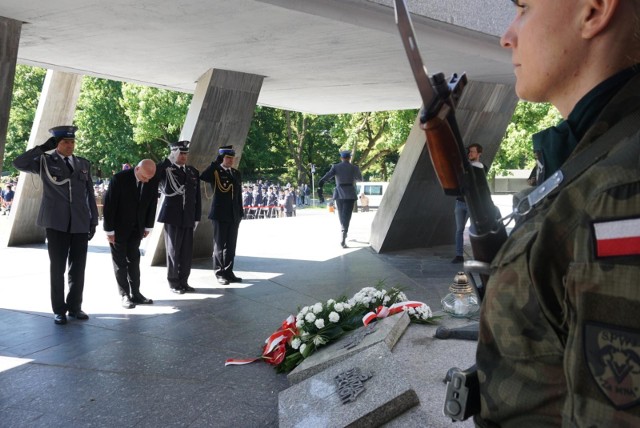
[0, 17, 21, 177]
[370, 80, 518, 253]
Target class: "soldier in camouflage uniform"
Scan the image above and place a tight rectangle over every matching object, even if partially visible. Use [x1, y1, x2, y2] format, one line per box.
[475, 1, 640, 426]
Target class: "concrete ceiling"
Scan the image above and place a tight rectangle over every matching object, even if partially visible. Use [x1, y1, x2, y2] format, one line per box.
[2, 0, 516, 114]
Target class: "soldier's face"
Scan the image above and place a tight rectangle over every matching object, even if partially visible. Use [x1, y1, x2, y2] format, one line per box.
[57, 139, 75, 157]
[175, 152, 188, 166]
[222, 156, 234, 168]
[500, 0, 584, 114]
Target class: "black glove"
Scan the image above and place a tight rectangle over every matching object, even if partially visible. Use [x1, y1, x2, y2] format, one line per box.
[215, 154, 224, 164]
[88, 224, 96, 241]
[317, 187, 324, 204]
[40, 137, 58, 152]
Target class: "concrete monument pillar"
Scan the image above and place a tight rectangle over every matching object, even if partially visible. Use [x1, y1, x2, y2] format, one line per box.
[6, 70, 82, 246]
[146, 68, 263, 266]
[370, 81, 518, 253]
[0, 17, 21, 177]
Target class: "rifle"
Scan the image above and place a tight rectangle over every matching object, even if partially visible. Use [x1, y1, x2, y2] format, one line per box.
[393, 0, 508, 421]
[393, 0, 507, 300]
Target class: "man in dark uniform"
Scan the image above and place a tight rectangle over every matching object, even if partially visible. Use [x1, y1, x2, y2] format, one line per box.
[156, 141, 201, 294]
[318, 150, 363, 248]
[13, 126, 99, 325]
[102, 159, 159, 309]
[199, 145, 244, 285]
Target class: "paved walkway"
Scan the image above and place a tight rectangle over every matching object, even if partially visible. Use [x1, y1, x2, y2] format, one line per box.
[0, 201, 494, 427]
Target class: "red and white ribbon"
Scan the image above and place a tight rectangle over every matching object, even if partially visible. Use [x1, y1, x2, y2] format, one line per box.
[225, 315, 298, 366]
[362, 301, 426, 326]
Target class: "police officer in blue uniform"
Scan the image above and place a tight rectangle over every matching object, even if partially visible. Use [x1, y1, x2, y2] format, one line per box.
[13, 126, 99, 325]
[318, 150, 363, 248]
[199, 145, 244, 285]
[157, 141, 202, 294]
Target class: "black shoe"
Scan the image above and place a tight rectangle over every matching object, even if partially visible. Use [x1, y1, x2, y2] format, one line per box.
[227, 274, 242, 283]
[451, 256, 464, 263]
[170, 287, 185, 294]
[122, 295, 136, 309]
[216, 276, 229, 285]
[131, 294, 153, 304]
[68, 310, 89, 320]
[54, 314, 67, 325]
[182, 285, 196, 292]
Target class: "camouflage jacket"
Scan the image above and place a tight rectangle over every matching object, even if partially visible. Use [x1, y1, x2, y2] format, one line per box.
[476, 74, 640, 427]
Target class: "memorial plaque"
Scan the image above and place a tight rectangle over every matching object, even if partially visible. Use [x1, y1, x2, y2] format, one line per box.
[279, 343, 419, 428]
[288, 312, 409, 385]
[335, 367, 374, 404]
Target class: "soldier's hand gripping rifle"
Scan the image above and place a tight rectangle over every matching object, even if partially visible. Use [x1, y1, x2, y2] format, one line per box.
[393, 0, 507, 299]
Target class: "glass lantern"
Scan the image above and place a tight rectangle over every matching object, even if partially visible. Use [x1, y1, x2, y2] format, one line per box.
[441, 272, 480, 317]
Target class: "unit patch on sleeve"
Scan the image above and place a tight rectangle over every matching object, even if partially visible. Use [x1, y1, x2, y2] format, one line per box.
[593, 218, 640, 258]
[585, 323, 640, 409]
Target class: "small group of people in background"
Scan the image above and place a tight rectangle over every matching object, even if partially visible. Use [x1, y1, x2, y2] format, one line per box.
[242, 181, 309, 219]
[0, 181, 15, 215]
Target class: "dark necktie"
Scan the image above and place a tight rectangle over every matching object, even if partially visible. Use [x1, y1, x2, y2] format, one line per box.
[64, 157, 74, 173]
[137, 181, 143, 200]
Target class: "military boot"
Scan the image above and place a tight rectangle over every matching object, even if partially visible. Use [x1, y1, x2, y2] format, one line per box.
[341, 231, 347, 248]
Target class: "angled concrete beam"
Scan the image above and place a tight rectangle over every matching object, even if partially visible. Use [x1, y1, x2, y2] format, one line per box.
[0, 17, 21, 177]
[6, 70, 82, 246]
[147, 68, 263, 266]
[370, 81, 517, 253]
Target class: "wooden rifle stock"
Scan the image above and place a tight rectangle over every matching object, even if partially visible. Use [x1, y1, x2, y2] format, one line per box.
[422, 73, 507, 299]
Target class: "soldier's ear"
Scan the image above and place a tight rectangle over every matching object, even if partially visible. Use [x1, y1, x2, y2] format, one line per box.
[580, 0, 619, 39]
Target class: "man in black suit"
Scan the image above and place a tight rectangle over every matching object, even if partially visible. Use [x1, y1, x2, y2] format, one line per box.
[156, 141, 201, 294]
[13, 125, 99, 325]
[102, 159, 159, 308]
[199, 145, 244, 285]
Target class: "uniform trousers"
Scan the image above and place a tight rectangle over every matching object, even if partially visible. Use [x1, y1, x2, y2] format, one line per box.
[336, 199, 356, 233]
[46, 228, 88, 315]
[109, 229, 142, 297]
[164, 224, 194, 288]
[212, 219, 240, 278]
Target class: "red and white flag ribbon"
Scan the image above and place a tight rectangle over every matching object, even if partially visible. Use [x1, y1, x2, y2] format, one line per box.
[594, 218, 640, 258]
[362, 300, 426, 326]
[225, 315, 297, 367]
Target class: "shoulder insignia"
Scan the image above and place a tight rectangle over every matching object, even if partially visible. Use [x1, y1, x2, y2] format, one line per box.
[592, 217, 640, 258]
[585, 322, 640, 409]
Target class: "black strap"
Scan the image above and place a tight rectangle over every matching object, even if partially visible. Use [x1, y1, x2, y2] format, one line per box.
[64, 157, 74, 173]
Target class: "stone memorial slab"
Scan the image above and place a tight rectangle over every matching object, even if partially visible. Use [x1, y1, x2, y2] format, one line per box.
[288, 312, 410, 385]
[279, 343, 419, 428]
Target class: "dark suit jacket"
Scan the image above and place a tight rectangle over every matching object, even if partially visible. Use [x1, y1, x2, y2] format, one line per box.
[199, 161, 243, 222]
[102, 169, 159, 240]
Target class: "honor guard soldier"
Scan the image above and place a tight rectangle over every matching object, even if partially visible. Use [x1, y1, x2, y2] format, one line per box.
[469, 1, 640, 426]
[317, 150, 363, 248]
[157, 141, 202, 294]
[13, 125, 99, 325]
[199, 145, 244, 285]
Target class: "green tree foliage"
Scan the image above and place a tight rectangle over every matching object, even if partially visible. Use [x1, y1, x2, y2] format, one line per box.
[3, 65, 46, 176]
[331, 110, 417, 181]
[494, 101, 561, 176]
[243, 106, 287, 181]
[121, 84, 191, 162]
[74, 77, 135, 178]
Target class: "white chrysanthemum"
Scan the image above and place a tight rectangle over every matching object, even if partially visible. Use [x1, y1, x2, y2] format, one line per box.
[334, 302, 345, 313]
[296, 319, 305, 328]
[291, 338, 301, 349]
[329, 312, 340, 323]
[327, 299, 336, 306]
[312, 303, 323, 314]
[408, 306, 416, 315]
[315, 318, 325, 329]
[343, 303, 352, 310]
[300, 343, 307, 354]
[374, 291, 383, 299]
[301, 331, 310, 337]
[383, 296, 391, 305]
[301, 306, 309, 315]
[397, 291, 408, 301]
[305, 312, 316, 322]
